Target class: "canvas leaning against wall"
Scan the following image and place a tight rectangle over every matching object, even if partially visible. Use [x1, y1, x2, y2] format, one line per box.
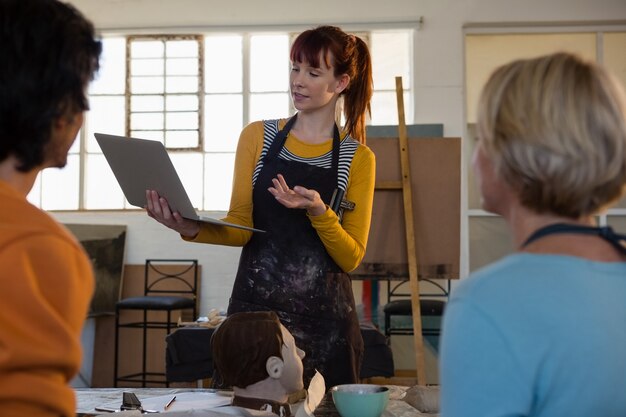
[354, 136, 461, 280]
[64, 224, 127, 316]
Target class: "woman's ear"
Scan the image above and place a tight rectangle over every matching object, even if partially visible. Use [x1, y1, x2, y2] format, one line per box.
[335, 74, 350, 94]
[266, 356, 284, 379]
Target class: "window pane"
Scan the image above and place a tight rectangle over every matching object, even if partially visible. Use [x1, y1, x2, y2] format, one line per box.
[166, 112, 198, 130]
[86, 96, 125, 151]
[90, 37, 126, 95]
[166, 40, 198, 58]
[84, 154, 126, 209]
[370, 91, 411, 125]
[131, 130, 164, 142]
[205, 36, 242, 93]
[250, 35, 289, 92]
[204, 153, 235, 210]
[131, 40, 164, 58]
[131, 59, 164, 76]
[250, 93, 290, 121]
[170, 153, 203, 209]
[131, 95, 164, 112]
[204, 94, 243, 152]
[166, 95, 198, 111]
[131, 112, 164, 130]
[166, 131, 199, 148]
[166, 58, 198, 76]
[131, 76, 164, 94]
[166, 76, 198, 93]
[371, 31, 411, 90]
[40, 156, 79, 210]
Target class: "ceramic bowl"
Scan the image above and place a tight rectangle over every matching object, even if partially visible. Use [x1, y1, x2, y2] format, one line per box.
[331, 384, 390, 417]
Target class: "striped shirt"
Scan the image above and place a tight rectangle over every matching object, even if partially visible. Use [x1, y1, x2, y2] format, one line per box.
[252, 119, 359, 192]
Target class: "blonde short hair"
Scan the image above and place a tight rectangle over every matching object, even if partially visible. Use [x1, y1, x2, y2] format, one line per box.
[477, 52, 626, 217]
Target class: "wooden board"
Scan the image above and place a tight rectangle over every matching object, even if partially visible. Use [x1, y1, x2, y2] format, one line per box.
[353, 136, 461, 280]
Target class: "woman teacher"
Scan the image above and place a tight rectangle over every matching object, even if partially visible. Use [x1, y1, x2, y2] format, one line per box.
[146, 25, 375, 388]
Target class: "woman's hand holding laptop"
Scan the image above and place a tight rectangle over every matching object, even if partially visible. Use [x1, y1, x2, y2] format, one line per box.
[145, 189, 200, 239]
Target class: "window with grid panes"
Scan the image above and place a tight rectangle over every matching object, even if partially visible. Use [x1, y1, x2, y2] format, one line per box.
[28, 28, 414, 211]
[128, 35, 203, 148]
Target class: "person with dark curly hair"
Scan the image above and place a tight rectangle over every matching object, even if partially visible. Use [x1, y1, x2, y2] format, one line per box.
[0, 1, 101, 416]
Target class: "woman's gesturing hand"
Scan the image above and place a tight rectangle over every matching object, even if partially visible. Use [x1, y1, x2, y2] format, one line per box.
[268, 174, 326, 216]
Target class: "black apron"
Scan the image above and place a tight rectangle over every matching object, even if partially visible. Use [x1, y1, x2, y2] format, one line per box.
[522, 223, 626, 255]
[227, 115, 363, 388]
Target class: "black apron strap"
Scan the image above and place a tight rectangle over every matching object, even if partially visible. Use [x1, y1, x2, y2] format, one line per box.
[522, 223, 626, 255]
[266, 114, 299, 160]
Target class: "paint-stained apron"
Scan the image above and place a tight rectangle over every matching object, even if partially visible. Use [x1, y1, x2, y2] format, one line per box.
[227, 116, 364, 388]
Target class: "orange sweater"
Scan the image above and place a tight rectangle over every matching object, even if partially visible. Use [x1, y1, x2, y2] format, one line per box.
[0, 180, 94, 417]
[186, 119, 376, 272]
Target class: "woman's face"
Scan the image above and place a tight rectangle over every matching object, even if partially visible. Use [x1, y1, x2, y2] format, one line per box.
[289, 52, 348, 113]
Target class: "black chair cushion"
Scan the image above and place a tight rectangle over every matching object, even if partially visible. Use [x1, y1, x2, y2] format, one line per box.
[117, 295, 195, 311]
[383, 299, 445, 316]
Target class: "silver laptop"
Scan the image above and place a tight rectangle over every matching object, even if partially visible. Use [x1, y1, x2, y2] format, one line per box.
[95, 133, 263, 233]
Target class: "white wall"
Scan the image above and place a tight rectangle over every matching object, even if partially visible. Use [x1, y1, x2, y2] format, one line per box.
[53, 211, 241, 314]
[62, 0, 626, 315]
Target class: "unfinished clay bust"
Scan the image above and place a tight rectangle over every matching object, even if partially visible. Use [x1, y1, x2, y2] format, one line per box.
[211, 311, 306, 415]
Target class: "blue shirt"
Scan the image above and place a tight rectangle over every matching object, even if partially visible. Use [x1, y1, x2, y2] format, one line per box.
[440, 253, 626, 417]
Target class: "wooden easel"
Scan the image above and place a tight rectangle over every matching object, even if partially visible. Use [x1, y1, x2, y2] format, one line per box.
[375, 76, 427, 385]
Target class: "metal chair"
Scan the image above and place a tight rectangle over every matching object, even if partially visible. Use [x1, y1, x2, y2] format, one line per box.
[383, 278, 450, 346]
[114, 259, 199, 387]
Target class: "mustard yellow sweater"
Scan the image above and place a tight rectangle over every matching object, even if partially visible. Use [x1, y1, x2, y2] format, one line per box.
[0, 180, 94, 417]
[187, 119, 376, 272]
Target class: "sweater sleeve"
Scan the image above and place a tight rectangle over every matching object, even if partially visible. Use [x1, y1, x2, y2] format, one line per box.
[185, 121, 264, 246]
[309, 144, 376, 272]
[0, 233, 94, 417]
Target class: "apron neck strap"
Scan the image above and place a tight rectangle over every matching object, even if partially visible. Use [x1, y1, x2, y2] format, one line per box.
[522, 222, 626, 255]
